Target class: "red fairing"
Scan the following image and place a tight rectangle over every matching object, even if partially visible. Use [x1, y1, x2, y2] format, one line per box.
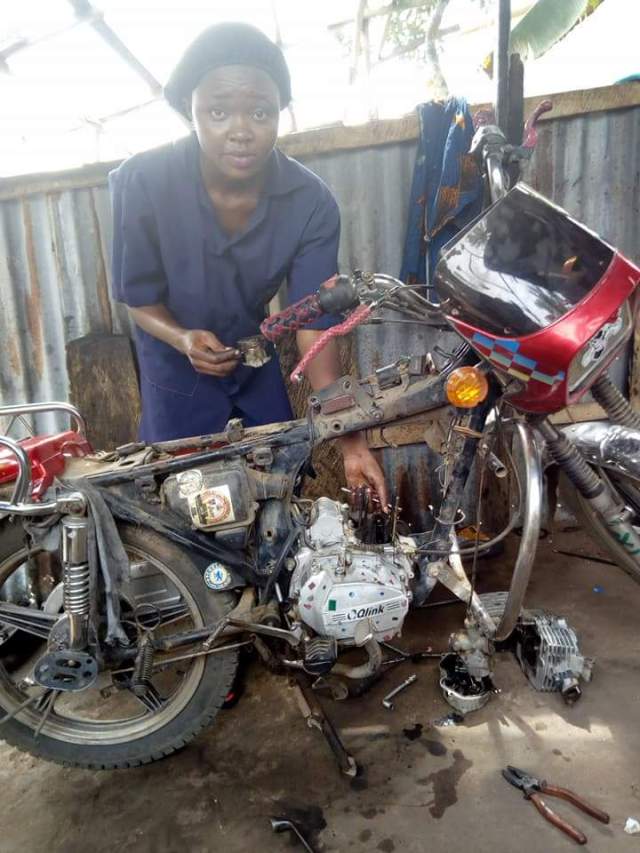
[447, 253, 640, 413]
[0, 431, 92, 499]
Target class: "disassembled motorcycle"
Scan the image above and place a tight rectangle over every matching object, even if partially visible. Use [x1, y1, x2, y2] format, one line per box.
[0, 106, 639, 771]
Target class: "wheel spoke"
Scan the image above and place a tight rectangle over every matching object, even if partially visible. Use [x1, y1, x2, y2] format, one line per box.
[0, 602, 56, 639]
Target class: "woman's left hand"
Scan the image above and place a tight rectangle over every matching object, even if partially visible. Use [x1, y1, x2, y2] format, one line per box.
[339, 432, 389, 510]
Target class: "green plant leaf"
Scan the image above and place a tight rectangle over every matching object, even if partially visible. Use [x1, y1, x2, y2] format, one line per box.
[484, 0, 590, 74]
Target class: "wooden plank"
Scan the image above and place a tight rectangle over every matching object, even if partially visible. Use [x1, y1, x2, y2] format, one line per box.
[2, 83, 639, 200]
[364, 401, 608, 450]
[549, 402, 607, 424]
[279, 82, 640, 159]
[66, 333, 141, 451]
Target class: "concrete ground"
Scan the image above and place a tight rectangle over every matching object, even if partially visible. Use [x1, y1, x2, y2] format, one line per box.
[1, 528, 639, 853]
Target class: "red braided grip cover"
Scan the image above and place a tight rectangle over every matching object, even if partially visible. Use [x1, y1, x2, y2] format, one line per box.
[260, 294, 323, 342]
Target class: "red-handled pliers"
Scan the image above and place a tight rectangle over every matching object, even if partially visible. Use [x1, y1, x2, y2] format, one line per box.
[502, 765, 610, 845]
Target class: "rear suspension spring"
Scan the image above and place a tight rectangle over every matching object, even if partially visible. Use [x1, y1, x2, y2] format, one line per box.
[61, 517, 91, 618]
[132, 636, 154, 697]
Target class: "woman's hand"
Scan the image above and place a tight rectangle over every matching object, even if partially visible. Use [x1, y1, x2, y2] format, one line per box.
[179, 329, 240, 377]
[339, 432, 389, 510]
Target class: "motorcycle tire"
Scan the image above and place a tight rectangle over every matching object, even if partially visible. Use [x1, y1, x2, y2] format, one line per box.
[0, 521, 238, 769]
[560, 469, 640, 585]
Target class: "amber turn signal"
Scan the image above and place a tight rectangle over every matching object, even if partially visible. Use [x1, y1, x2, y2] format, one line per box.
[445, 366, 489, 408]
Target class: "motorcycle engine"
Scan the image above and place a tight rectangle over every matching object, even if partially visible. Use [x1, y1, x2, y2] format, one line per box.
[290, 498, 415, 645]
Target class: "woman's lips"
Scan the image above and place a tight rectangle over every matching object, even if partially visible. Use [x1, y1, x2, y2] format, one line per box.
[225, 152, 257, 170]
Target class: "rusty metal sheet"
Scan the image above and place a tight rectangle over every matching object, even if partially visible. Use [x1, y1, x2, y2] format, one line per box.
[1, 103, 639, 522]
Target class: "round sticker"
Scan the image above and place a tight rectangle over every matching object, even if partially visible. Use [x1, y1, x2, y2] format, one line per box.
[204, 562, 231, 590]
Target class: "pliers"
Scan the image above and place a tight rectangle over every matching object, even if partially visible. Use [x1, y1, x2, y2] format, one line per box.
[502, 765, 610, 845]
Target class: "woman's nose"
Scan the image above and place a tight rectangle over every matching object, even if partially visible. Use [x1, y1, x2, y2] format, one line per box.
[228, 115, 253, 141]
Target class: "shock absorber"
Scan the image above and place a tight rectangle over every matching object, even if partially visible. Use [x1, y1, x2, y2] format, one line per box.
[131, 635, 154, 697]
[591, 374, 640, 430]
[61, 516, 91, 650]
[539, 419, 640, 559]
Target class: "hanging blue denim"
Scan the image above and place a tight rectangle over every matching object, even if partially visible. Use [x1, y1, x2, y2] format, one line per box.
[400, 98, 482, 291]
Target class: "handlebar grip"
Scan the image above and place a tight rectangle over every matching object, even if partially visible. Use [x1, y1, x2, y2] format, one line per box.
[260, 293, 323, 342]
[260, 275, 359, 343]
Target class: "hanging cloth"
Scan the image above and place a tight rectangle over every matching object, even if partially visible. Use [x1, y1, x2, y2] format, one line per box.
[400, 97, 482, 290]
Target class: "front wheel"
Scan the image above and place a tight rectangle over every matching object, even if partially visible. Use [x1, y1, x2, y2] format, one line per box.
[0, 522, 238, 769]
[561, 468, 640, 584]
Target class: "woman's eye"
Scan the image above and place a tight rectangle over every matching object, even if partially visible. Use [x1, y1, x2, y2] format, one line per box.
[253, 108, 268, 121]
[210, 108, 226, 120]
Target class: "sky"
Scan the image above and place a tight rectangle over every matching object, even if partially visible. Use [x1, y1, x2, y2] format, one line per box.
[0, 0, 638, 177]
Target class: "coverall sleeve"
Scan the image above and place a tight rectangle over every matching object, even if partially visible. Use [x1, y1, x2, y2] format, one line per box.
[286, 186, 341, 330]
[109, 166, 168, 307]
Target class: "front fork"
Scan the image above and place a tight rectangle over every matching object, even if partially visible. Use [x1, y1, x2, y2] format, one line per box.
[538, 416, 640, 560]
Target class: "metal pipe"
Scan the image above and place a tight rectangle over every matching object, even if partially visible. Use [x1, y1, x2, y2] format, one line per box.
[0, 437, 31, 505]
[495, 0, 511, 132]
[495, 421, 542, 641]
[0, 402, 86, 435]
[486, 152, 508, 202]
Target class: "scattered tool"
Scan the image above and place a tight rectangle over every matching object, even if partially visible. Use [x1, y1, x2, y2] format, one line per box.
[270, 817, 316, 853]
[382, 674, 417, 710]
[502, 765, 610, 845]
[381, 641, 441, 667]
[553, 548, 617, 567]
[292, 675, 358, 777]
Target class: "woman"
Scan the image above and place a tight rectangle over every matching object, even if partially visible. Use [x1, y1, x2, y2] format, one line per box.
[110, 22, 387, 503]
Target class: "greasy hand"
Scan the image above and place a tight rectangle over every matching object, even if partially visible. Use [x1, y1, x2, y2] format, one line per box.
[180, 330, 240, 377]
[339, 433, 389, 511]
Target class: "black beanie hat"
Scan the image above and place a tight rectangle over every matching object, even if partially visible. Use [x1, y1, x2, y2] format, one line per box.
[164, 22, 292, 118]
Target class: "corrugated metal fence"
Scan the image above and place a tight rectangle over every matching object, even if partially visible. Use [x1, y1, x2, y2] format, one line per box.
[1, 88, 639, 448]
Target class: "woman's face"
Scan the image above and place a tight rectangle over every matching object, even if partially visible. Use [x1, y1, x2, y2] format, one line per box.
[191, 65, 280, 185]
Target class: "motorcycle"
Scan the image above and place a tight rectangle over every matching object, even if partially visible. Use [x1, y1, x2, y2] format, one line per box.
[0, 108, 639, 771]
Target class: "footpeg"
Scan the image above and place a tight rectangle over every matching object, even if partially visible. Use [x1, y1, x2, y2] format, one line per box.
[303, 637, 337, 675]
[34, 650, 98, 692]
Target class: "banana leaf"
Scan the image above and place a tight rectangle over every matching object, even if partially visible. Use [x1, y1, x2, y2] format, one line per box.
[484, 0, 590, 74]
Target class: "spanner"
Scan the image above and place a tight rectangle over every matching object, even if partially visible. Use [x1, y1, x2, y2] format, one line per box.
[382, 674, 417, 709]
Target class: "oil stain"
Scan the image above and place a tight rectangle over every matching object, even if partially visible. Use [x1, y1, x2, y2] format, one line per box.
[403, 724, 423, 741]
[359, 829, 372, 842]
[419, 749, 473, 818]
[361, 807, 378, 819]
[377, 841, 395, 853]
[423, 739, 447, 757]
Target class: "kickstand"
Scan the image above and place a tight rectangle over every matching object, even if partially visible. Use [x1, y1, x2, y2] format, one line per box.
[291, 675, 359, 778]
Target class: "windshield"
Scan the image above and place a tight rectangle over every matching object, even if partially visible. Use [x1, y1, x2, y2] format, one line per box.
[434, 184, 613, 337]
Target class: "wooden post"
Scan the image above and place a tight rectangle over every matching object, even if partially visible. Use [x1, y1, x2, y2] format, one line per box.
[66, 333, 141, 451]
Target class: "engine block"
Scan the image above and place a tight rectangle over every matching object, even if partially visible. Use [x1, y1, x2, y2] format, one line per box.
[290, 498, 415, 644]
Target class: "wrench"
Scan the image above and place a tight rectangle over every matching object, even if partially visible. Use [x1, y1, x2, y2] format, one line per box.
[382, 674, 417, 709]
[270, 818, 316, 853]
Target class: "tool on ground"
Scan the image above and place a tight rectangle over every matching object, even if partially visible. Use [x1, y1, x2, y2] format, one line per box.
[292, 675, 358, 777]
[502, 765, 610, 845]
[381, 641, 441, 667]
[270, 817, 316, 853]
[382, 673, 418, 709]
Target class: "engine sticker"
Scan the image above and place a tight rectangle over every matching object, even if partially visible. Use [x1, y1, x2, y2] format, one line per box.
[204, 562, 232, 590]
[188, 484, 235, 527]
[176, 469, 204, 497]
[471, 332, 565, 386]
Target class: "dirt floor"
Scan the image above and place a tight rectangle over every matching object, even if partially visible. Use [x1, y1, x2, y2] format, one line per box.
[1, 528, 639, 853]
